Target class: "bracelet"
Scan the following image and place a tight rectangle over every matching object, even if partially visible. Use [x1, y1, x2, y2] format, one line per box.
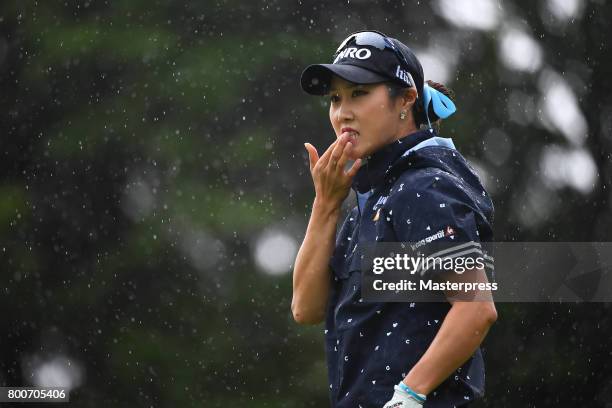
[396, 381, 427, 403]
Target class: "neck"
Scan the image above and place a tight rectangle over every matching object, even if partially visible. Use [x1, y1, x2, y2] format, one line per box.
[392, 120, 418, 142]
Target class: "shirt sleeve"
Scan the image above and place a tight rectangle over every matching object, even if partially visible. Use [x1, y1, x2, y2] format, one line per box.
[388, 179, 490, 279]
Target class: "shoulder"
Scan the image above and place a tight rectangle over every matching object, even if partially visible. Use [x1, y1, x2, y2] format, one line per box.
[386, 168, 476, 211]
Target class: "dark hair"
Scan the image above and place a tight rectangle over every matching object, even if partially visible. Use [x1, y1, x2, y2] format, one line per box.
[386, 80, 454, 133]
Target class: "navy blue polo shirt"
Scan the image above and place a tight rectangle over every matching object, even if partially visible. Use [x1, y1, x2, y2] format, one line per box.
[325, 129, 495, 408]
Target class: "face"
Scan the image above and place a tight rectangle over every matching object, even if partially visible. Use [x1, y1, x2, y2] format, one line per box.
[327, 75, 415, 160]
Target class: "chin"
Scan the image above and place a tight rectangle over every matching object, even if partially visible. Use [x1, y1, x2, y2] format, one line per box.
[353, 141, 375, 159]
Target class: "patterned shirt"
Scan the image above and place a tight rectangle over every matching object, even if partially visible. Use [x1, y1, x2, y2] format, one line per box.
[325, 128, 495, 407]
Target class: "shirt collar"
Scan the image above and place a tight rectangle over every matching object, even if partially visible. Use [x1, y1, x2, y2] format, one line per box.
[352, 128, 437, 193]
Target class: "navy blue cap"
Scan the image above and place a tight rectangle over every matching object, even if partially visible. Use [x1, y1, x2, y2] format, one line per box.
[300, 32, 425, 101]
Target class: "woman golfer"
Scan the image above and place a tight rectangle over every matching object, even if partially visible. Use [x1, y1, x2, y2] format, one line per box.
[291, 30, 497, 407]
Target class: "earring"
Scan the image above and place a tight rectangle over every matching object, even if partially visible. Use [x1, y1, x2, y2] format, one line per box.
[400, 110, 407, 120]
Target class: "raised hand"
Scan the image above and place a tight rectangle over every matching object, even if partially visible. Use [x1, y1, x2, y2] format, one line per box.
[304, 132, 362, 210]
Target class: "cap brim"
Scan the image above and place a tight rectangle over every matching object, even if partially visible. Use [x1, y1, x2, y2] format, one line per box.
[300, 64, 389, 95]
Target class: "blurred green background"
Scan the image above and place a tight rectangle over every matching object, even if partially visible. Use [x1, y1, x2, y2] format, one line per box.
[1, 0, 611, 407]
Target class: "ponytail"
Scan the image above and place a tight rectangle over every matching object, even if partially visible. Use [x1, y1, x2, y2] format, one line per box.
[413, 80, 455, 133]
[386, 80, 456, 134]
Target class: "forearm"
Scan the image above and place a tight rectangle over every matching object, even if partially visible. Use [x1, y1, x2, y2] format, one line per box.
[291, 198, 341, 323]
[403, 302, 497, 394]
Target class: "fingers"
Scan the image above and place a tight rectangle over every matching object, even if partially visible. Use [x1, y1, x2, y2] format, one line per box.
[308, 133, 361, 182]
[344, 158, 362, 178]
[318, 138, 339, 167]
[304, 143, 319, 171]
[326, 134, 348, 169]
[336, 139, 353, 171]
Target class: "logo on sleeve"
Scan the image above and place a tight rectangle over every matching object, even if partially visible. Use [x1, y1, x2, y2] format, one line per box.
[410, 226, 456, 250]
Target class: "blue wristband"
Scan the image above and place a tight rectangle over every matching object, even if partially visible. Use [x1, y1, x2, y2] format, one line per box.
[397, 381, 427, 403]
